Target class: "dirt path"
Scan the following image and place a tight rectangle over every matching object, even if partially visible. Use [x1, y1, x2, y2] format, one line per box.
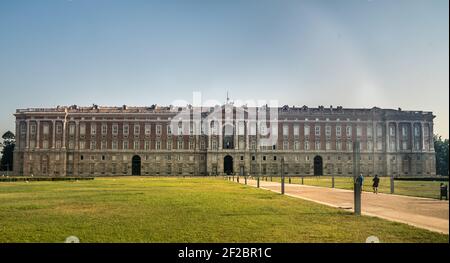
[235, 177, 449, 234]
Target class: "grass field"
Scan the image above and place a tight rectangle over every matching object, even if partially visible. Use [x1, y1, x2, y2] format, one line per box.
[262, 176, 447, 199]
[0, 177, 447, 243]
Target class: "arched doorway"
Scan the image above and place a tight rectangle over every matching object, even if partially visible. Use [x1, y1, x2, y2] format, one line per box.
[313, 155, 323, 176]
[224, 155, 233, 175]
[132, 155, 141, 176]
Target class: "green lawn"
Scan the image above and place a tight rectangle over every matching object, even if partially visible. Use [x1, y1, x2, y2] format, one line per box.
[262, 176, 447, 199]
[0, 177, 447, 243]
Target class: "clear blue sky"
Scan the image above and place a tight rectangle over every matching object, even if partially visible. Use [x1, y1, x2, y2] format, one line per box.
[0, 0, 448, 137]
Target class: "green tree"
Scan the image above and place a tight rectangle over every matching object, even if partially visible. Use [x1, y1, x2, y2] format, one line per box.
[434, 135, 449, 176]
[0, 131, 15, 171]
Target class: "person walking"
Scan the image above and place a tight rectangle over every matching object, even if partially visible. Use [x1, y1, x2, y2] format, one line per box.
[356, 173, 364, 192]
[372, 174, 380, 194]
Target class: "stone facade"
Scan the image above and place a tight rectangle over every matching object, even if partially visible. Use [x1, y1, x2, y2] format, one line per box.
[13, 104, 436, 177]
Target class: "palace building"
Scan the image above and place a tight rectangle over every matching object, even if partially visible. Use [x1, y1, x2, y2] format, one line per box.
[13, 104, 436, 177]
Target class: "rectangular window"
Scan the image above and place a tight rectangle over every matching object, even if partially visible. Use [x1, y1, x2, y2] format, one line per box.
[112, 124, 118, 135]
[346, 126, 352, 137]
[43, 140, 49, 149]
[156, 125, 162, 135]
[112, 141, 118, 150]
[43, 124, 49, 135]
[326, 141, 331, 150]
[79, 141, 85, 150]
[315, 126, 321, 136]
[325, 126, 331, 136]
[283, 141, 289, 150]
[134, 141, 139, 150]
[336, 126, 341, 137]
[30, 124, 36, 134]
[315, 141, 321, 150]
[123, 141, 129, 150]
[367, 125, 373, 137]
[56, 123, 62, 134]
[156, 141, 161, 150]
[90, 141, 96, 150]
[102, 124, 107, 135]
[336, 141, 342, 151]
[167, 140, 172, 150]
[91, 124, 97, 135]
[134, 124, 140, 135]
[101, 141, 107, 150]
[304, 141, 309, 150]
[145, 141, 150, 150]
[177, 140, 183, 150]
[145, 124, 151, 135]
[304, 125, 310, 136]
[80, 123, 86, 135]
[293, 125, 299, 136]
[283, 124, 289, 136]
[123, 124, 129, 135]
[356, 126, 362, 137]
[69, 124, 75, 135]
[294, 141, 299, 150]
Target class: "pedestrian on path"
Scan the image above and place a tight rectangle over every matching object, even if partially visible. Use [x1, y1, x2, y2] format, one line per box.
[356, 173, 364, 192]
[372, 174, 380, 194]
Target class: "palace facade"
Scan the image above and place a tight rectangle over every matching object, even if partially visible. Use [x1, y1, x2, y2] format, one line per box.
[13, 104, 436, 177]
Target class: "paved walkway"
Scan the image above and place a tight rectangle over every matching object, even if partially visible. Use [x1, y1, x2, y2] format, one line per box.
[234, 178, 449, 234]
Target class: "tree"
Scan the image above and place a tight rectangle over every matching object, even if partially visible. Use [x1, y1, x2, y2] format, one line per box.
[434, 135, 449, 176]
[0, 131, 15, 171]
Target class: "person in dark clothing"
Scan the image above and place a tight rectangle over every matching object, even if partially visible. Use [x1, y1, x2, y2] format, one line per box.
[372, 174, 380, 194]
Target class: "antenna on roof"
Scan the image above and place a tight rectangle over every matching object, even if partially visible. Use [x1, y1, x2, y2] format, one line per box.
[226, 91, 230, 104]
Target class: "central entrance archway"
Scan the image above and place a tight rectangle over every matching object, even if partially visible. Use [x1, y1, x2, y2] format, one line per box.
[224, 155, 233, 175]
[132, 155, 141, 176]
[313, 155, 323, 176]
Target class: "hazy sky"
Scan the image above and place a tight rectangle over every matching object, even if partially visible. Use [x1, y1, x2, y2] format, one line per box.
[0, 0, 448, 138]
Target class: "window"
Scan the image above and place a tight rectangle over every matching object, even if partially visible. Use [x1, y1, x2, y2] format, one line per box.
[304, 141, 310, 150]
[325, 126, 331, 136]
[177, 140, 183, 150]
[347, 141, 353, 151]
[145, 124, 151, 135]
[336, 126, 341, 137]
[80, 123, 86, 135]
[90, 141, 96, 150]
[123, 124, 129, 135]
[43, 140, 49, 149]
[156, 141, 161, 150]
[123, 141, 129, 150]
[238, 122, 245, 135]
[283, 124, 289, 136]
[212, 140, 217, 150]
[346, 126, 352, 137]
[43, 124, 49, 135]
[326, 141, 331, 150]
[304, 125, 310, 136]
[367, 141, 373, 151]
[69, 124, 75, 135]
[112, 124, 118, 135]
[390, 126, 395, 136]
[402, 125, 408, 137]
[294, 141, 299, 150]
[356, 126, 362, 137]
[336, 141, 342, 151]
[102, 124, 107, 135]
[293, 124, 299, 136]
[315, 141, 321, 150]
[134, 141, 140, 150]
[189, 140, 194, 150]
[134, 124, 140, 135]
[91, 124, 97, 135]
[367, 125, 373, 137]
[377, 125, 383, 137]
[101, 141, 107, 150]
[56, 123, 62, 134]
[315, 126, 321, 136]
[79, 141, 85, 150]
[167, 140, 172, 150]
[145, 141, 150, 150]
[283, 141, 289, 150]
[30, 124, 36, 134]
[20, 123, 27, 134]
[156, 125, 162, 135]
[112, 141, 118, 150]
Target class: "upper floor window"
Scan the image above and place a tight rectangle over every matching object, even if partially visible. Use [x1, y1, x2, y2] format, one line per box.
[367, 125, 373, 137]
[356, 126, 362, 137]
[325, 126, 331, 136]
[102, 124, 107, 135]
[69, 124, 75, 135]
[43, 123, 49, 135]
[346, 126, 352, 137]
[145, 124, 151, 135]
[91, 124, 97, 135]
[56, 123, 62, 134]
[112, 124, 118, 135]
[123, 124, 129, 135]
[156, 125, 162, 135]
[134, 124, 140, 135]
[315, 126, 321, 136]
[80, 123, 86, 135]
[336, 126, 341, 137]
[293, 125, 299, 136]
[30, 124, 36, 134]
[283, 124, 289, 136]
[304, 125, 310, 136]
